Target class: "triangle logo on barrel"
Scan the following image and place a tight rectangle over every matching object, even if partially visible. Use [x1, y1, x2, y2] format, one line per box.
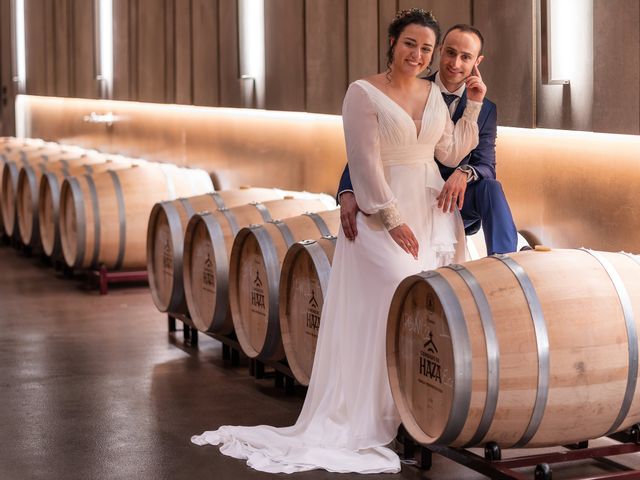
[423, 331, 438, 353]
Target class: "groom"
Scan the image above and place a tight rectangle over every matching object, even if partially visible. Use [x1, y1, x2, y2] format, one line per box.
[337, 24, 517, 255]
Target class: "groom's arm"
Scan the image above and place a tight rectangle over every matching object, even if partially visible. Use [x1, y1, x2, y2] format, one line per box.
[337, 164, 353, 201]
[336, 164, 359, 241]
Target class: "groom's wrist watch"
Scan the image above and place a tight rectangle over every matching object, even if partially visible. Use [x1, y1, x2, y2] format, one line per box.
[457, 165, 475, 183]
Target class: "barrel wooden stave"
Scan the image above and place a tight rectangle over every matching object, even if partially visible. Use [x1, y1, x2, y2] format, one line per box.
[38, 159, 140, 257]
[229, 209, 340, 362]
[147, 187, 307, 314]
[279, 236, 336, 385]
[60, 164, 213, 270]
[183, 198, 336, 333]
[16, 159, 96, 246]
[387, 248, 640, 449]
[1, 147, 72, 235]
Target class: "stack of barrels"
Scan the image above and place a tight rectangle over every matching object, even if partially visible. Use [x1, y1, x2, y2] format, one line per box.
[1, 136, 214, 274]
[145, 185, 341, 384]
[146, 191, 500, 388]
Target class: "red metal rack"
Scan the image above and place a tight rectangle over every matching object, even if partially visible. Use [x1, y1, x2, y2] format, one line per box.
[399, 426, 640, 479]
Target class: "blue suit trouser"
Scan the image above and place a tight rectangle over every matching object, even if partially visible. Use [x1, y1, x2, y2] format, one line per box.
[460, 178, 517, 255]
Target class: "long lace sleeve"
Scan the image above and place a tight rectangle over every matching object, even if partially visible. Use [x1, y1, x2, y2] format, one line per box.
[342, 83, 401, 230]
[434, 99, 482, 167]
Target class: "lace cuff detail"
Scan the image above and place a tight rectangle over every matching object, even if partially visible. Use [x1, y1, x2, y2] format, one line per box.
[462, 100, 482, 122]
[379, 203, 402, 230]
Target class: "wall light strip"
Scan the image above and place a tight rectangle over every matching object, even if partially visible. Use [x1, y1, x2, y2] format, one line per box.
[541, 0, 571, 85]
[13, 0, 26, 94]
[98, 0, 113, 98]
[238, 0, 265, 108]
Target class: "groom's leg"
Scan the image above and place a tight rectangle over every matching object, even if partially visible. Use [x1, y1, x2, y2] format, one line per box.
[461, 179, 517, 255]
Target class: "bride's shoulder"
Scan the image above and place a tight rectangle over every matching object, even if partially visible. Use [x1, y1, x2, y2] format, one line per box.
[350, 74, 384, 89]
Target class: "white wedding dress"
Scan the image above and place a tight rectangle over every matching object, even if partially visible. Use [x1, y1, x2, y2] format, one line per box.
[191, 79, 481, 474]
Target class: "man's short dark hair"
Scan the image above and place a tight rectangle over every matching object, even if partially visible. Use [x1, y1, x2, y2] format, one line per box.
[443, 24, 484, 55]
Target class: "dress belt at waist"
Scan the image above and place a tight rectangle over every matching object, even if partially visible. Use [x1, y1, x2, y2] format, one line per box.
[380, 144, 435, 167]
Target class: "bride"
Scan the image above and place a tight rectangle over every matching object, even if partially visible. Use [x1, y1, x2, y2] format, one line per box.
[192, 8, 485, 474]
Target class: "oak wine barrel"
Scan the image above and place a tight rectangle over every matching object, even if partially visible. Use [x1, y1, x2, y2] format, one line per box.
[228, 209, 340, 361]
[1, 137, 47, 149]
[387, 248, 640, 448]
[182, 197, 336, 333]
[279, 236, 337, 385]
[1, 147, 83, 236]
[38, 158, 146, 257]
[17, 154, 113, 248]
[59, 164, 213, 270]
[147, 187, 331, 314]
[277, 229, 530, 385]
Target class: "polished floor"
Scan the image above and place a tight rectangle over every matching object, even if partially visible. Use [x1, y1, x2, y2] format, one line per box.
[1, 243, 640, 480]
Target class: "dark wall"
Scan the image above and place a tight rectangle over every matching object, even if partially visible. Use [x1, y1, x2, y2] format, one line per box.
[0, 0, 16, 135]
[1, 0, 640, 136]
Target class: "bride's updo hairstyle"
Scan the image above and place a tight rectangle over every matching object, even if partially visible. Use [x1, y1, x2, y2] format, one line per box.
[386, 8, 441, 75]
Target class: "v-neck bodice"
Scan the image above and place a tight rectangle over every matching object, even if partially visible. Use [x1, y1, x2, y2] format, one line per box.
[353, 79, 449, 167]
[357, 80, 433, 138]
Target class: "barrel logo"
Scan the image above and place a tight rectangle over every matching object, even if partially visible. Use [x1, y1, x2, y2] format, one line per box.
[419, 332, 442, 386]
[202, 251, 215, 293]
[305, 289, 321, 337]
[250, 269, 266, 314]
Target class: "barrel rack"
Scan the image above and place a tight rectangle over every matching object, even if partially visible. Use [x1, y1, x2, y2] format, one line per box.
[0, 234, 147, 294]
[167, 312, 640, 479]
[398, 425, 640, 479]
[168, 314, 297, 393]
[92, 265, 148, 295]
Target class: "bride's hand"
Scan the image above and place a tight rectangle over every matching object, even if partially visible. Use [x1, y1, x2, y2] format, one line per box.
[389, 224, 419, 259]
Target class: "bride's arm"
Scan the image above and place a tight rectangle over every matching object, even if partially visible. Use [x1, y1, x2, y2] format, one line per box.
[342, 83, 400, 230]
[434, 99, 482, 167]
[342, 83, 418, 257]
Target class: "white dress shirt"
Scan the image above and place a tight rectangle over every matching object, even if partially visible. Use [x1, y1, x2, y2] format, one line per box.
[434, 72, 479, 182]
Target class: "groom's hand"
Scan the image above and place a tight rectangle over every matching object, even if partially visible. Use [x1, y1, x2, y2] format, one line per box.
[437, 169, 468, 213]
[465, 64, 486, 103]
[339, 191, 359, 241]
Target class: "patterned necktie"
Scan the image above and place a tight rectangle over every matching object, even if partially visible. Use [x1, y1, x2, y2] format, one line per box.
[442, 93, 458, 108]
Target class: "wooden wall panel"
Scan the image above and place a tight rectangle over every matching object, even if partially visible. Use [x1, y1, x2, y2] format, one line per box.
[474, 0, 535, 128]
[0, 0, 16, 136]
[52, 0, 72, 97]
[165, 0, 176, 103]
[305, 0, 347, 114]
[378, 0, 398, 72]
[347, 0, 378, 82]
[191, 0, 218, 106]
[592, 0, 640, 135]
[113, 0, 132, 100]
[136, 0, 170, 103]
[218, 0, 241, 107]
[398, 0, 471, 37]
[24, 0, 50, 96]
[71, 0, 99, 99]
[264, 0, 305, 111]
[43, 0, 56, 95]
[174, 0, 193, 104]
[174, 0, 192, 104]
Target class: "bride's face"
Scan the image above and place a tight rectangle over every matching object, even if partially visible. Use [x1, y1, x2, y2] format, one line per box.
[391, 24, 436, 77]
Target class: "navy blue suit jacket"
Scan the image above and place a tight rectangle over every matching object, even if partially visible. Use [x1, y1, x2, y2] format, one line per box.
[337, 75, 498, 194]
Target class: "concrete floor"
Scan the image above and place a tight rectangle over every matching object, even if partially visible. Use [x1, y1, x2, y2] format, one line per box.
[1, 243, 640, 480]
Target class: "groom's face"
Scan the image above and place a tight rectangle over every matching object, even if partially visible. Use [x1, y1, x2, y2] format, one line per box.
[439, 29, 484, 89]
